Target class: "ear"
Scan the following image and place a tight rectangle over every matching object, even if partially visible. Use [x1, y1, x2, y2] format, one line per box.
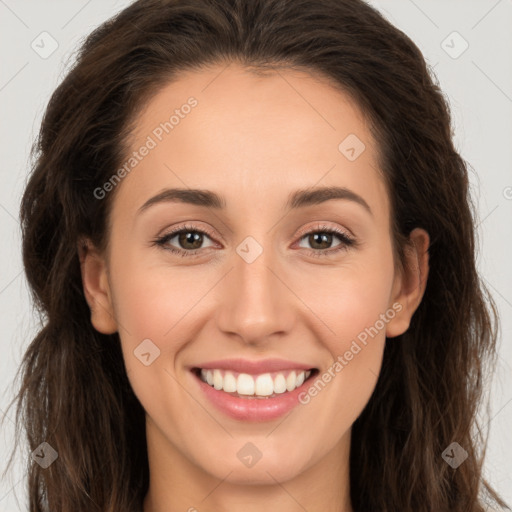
[77, 238, 118, 334]
[386, 227, 430, 338]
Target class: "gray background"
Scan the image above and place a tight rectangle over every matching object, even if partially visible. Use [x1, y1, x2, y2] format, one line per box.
[0, 0, 511, 510]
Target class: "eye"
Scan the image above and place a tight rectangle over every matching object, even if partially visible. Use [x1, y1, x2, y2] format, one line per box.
[151, 222, 357, 258]
[152, 224, 216, 258]
[295, 223, 356, 257]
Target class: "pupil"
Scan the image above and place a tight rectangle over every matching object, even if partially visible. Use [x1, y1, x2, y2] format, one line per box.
[311, 233, 331, 249]
[180, 232, 202, 249]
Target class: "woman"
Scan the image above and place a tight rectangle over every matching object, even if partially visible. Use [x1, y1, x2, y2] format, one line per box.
[1, 0, 508, 510]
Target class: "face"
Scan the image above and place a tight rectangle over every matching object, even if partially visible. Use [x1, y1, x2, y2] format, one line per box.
[80, 63, 428, 495]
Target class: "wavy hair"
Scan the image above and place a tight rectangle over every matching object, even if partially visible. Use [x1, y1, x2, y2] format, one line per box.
[1, 0, 507, 510]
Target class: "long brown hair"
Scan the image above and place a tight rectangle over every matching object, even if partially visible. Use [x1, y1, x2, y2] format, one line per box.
[1, 0, 507, 510]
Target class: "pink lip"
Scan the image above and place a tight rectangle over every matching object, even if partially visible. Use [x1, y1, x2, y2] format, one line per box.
[191, 369, 317, 422]
[191, 358, 315, 375]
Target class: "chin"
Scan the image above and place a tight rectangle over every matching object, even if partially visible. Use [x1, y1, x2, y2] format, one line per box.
[197, 444, 314, 485]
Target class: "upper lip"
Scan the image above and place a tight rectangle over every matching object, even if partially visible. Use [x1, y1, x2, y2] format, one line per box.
[192, 358, 316, 375]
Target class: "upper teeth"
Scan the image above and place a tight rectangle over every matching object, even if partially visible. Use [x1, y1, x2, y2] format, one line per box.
[200, 369, 312, 396]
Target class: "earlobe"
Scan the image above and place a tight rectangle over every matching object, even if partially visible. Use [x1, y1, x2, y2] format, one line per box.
[77, 238, 118, 334]
[386, 227, 430, 338]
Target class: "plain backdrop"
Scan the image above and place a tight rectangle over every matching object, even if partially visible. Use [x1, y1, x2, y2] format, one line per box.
[0, 1, 511, 510]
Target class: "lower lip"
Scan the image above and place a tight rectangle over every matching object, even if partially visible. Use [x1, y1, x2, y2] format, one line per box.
[191, 369, 317, 422]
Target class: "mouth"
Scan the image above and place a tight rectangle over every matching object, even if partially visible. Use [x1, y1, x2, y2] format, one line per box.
[191, 367, 319, 399]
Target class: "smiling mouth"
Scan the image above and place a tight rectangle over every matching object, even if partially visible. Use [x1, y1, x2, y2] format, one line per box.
[192, 367, 319, 399]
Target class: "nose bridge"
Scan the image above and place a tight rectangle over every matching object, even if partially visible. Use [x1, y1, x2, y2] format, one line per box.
[215, 233, 294, 343]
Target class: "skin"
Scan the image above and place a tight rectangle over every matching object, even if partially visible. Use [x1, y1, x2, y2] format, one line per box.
[79, 63, 429, 512]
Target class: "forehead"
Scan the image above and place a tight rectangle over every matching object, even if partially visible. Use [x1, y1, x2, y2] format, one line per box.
[113, 62, 388, 222]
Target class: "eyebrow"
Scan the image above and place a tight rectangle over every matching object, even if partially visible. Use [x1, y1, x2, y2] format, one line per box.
[137, 185, 372, 216]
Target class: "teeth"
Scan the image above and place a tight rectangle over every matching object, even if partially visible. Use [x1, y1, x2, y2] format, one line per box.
[199, 369, 312, 397]
[213, 369, 223, 390]
[238, 373, 255, 395]
[255, 374, 273, 396]
[223, 371, 237, 392]
[286, 372, 297, 391]
[274, 373, 287, 393]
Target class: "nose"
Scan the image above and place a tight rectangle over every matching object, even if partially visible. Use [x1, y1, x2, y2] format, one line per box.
[215, 244, 296, 346]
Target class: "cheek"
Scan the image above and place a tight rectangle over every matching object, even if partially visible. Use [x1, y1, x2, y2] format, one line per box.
[107, 250, 206, 379]
[109, 237, 212, 335]
[298, 285, 390, 445]
[108, 265, 197, 423]
[298, 251, 396, 345]
[296, 246, 394, 413]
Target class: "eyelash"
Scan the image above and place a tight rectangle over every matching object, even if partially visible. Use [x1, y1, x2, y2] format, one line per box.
[151, 223, 356, 259]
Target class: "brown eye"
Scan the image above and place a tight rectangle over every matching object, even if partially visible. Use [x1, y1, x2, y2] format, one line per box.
[303, 232, 337, 250]
[175, 231, 204, 250]
[153, 224, 217, 257]
[295, 224, 356, 258]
